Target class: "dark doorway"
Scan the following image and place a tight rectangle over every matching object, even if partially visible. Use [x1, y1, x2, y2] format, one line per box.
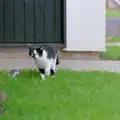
[0, 0, 64, 44]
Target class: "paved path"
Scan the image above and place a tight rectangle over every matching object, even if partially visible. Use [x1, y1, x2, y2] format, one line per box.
[0, 59, 120, 72]
[107, 42, 120, 46]
[106, 17, 120, 37]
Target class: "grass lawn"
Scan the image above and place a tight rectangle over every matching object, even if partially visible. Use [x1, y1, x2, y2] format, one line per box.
[106, 36, 120, 42]
[1, 70, 120, 120]
[111, 37, 120, 42]
[106, 9, 120, 17]
[99, 46, 120, 60]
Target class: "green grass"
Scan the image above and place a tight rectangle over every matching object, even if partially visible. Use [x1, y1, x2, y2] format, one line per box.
[99, 46, 120, 60]
[106, 9, 120, 17]
[112, 37, 120, 42]
[106, 36, 120, 42]
[1, 70, 120, 120]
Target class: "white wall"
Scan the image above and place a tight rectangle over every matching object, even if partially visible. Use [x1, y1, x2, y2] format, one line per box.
[65, 0, 106, 51]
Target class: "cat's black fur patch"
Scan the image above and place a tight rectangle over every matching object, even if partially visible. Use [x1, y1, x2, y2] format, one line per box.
[50, 69, 55, 76]
[39, 68, 45, 74]
[39, 68, 55, 76]
[29, 45, 43, 58]
[36, 48, 43, 56]
[56, 56, 60, 65]
[29, 46, 34, 56]
[39, 44, 58, 59]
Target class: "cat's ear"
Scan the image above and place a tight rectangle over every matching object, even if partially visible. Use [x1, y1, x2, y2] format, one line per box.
[28, 44, 34, 50]
[40, 46, 44, 50]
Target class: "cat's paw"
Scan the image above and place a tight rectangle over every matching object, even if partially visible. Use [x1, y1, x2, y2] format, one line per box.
[41, 74, 46, 80]
[45, 71, 50, 76]
[45, 66, 51, 76]
[51, 75, 56, 78]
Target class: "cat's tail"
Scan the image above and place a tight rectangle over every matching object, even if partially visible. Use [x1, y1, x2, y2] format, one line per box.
[56, 56, 60, 65]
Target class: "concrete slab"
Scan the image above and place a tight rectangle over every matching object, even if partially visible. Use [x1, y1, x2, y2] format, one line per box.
[0, 59, 120, 73]
[107, 42, 120, 46]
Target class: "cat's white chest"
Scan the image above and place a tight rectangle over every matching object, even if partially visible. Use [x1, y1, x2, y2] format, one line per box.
[34, 59, 47, 68]
[34, 58, 48, 69]
[33, 50, 54, 69]
[34, 57, 53, 68]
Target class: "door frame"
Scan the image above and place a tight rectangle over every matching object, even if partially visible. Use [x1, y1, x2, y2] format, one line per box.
[63, 0, 66, 48]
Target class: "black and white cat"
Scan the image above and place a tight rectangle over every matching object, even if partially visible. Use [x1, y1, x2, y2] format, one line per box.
[28, 44, 60, 80]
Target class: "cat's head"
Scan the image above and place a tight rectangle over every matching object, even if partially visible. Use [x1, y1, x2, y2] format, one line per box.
[28, 44, 43, 59]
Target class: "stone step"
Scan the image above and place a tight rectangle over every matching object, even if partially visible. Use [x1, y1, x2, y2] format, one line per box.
[59, 51, 99, 60]
[0, 48, 99, 60]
